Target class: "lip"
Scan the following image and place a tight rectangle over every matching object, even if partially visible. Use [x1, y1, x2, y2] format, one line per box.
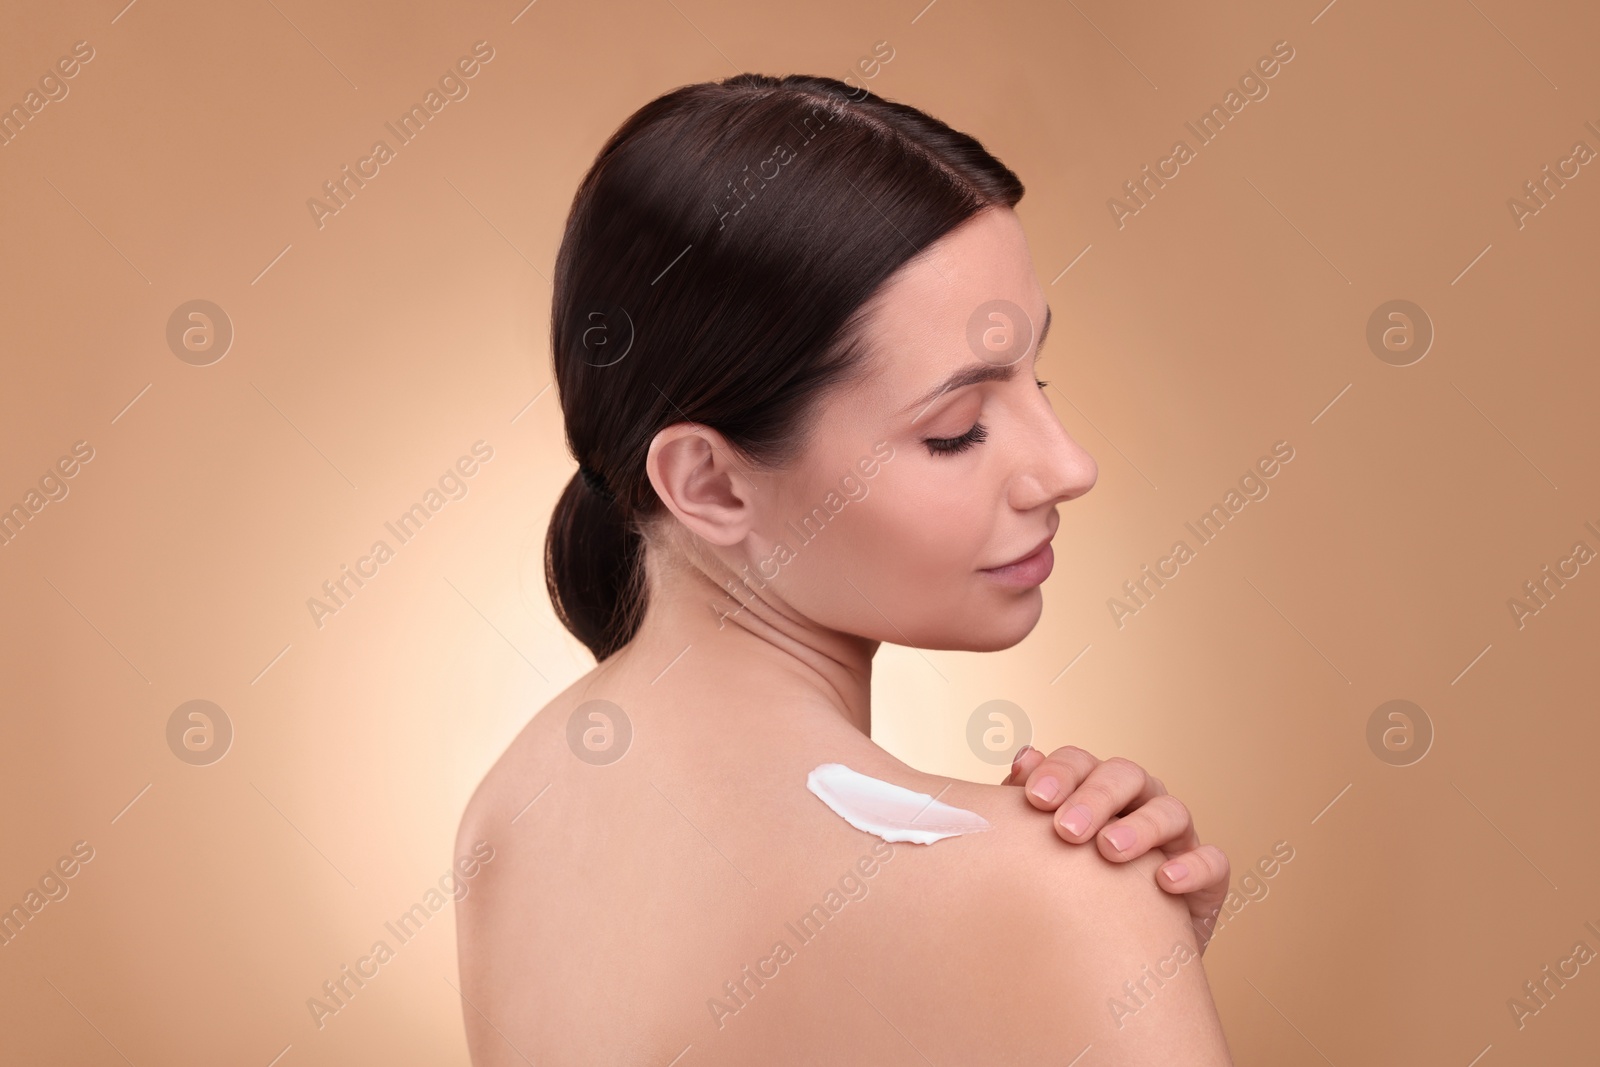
[980, 533, 1055, 587]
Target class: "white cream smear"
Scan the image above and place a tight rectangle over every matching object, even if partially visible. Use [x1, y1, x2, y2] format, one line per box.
[806, 763, 991, 845]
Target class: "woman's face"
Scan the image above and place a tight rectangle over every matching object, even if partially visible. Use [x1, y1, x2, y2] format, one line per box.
[741, 206, 1098, 651]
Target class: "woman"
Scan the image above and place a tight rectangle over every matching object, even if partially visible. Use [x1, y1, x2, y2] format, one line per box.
[456, 73, 1235, 1064]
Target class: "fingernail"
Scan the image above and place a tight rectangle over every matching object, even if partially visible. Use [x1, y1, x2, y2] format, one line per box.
[1059, 803, 1091, 836]
[1011, 744, 1035, 767]
[1162, 861, 1189, 882]
[1028, 776, 1060, 803]
[1103, 825, 1136, 852]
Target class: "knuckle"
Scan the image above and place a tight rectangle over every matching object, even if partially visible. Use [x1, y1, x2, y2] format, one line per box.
[1181, 845, 1223, 883]
[1205, 845, 1231, 878]
[1041, 749, 1097, 786]
[1113, 811, 1152, 839]
[1073, 781, 1118, 812]
[1045, 746, 1096, 774]
[1131, 796, 1190, 841]
[1154, 793, 1189, 822]
[1101, 756, 1148, 786]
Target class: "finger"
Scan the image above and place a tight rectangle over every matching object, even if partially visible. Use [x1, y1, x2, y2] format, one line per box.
[1177, 849, 1232, 955]
[1017, 746, 1103, 811]
[1095, 793, 1196, 862]
[1153, 843, 1229, 894]
[1099, 789, 1200, 861]
[1051, 755, 1159, 843]
[1000, 744, 1044, 785]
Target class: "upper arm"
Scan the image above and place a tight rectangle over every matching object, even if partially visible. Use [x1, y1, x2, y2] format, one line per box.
[1004, 843, 1235, 1065]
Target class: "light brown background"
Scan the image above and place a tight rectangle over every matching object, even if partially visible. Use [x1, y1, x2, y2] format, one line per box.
[2, 0, 1597, 1063]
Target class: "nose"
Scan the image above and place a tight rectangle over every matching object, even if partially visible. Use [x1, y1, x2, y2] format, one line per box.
[1009, 389, 1098, 511]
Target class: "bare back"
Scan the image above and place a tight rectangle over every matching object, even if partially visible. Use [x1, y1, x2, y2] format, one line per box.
[455, 673, 1233, 1065]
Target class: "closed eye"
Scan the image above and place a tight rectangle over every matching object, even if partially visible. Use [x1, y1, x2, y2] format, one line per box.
[923, 379, 1050, 456]
[924, 422, 988, 455]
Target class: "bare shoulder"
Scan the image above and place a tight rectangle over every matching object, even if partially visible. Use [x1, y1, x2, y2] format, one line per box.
[452, 681, 589, 921]
[451, 692, 586, 1065]
[456, 681, 572, 827]
[448, 708, 1234, 1064]
[848, 774, 1235, 1066]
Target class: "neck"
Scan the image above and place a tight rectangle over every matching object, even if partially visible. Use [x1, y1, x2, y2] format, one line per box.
[601, 541, 879, 737]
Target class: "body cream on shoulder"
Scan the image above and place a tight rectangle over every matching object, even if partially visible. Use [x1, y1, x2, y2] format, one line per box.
[806, 762, 991, 845]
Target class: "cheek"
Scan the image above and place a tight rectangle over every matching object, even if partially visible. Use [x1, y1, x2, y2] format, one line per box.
[866, 474, 985, 573]
[853, 468, 1045, 648]
[775, 466, 988, 623]
[860, 467, 984, 566]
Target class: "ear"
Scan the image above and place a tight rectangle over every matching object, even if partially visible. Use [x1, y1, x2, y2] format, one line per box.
[645, 423, 759, 547]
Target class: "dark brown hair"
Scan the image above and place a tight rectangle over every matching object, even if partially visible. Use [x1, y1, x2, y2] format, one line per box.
[545, 73, 1024, 661]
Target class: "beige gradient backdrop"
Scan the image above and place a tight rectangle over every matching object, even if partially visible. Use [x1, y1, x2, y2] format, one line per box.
[2, 0, 1597, 1063]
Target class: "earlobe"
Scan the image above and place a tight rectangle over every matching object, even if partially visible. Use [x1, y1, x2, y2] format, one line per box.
[645, 424, 755, 547]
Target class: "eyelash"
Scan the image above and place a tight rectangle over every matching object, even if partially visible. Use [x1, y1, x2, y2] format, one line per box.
[924, 379, 1050, 455]
[925, 423, 988, 455]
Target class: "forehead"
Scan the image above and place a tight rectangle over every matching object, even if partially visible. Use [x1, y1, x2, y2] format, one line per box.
[850, 207, 1046, 389]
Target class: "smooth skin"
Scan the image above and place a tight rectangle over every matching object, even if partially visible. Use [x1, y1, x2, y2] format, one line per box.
[456, 206, 1235, 1064]
[1002, 743, 1232, 954]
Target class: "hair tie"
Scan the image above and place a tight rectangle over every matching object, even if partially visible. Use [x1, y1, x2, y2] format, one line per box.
[577, 463, 617, 503]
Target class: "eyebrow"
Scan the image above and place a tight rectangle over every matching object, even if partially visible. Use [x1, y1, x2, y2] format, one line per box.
[903, 304, 1052, 421]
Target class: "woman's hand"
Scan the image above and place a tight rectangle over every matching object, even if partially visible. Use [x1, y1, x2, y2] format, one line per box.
[1002, 744, 1229, 954]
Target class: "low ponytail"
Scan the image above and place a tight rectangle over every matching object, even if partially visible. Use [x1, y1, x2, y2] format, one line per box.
[543, 72, 1024, 662]
[544, 466, 647, 663]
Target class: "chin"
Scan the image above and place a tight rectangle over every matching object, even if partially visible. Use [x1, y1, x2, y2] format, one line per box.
[925, 589, 1045, 652]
